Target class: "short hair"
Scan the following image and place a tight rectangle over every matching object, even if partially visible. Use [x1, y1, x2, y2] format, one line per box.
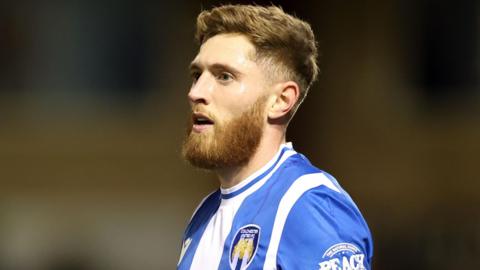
[195, 4, 319, 113]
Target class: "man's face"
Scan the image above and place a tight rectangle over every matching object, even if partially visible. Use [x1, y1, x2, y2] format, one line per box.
[182, 34, 270, 170]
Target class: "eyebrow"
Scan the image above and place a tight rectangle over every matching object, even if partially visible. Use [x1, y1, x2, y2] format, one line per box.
[189, 62, 244, 77]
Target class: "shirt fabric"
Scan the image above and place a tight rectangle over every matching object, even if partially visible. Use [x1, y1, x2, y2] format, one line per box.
[177, 143, 373, 270]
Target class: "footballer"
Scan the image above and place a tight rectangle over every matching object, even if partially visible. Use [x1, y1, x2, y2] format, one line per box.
[178, 4, 373, 270]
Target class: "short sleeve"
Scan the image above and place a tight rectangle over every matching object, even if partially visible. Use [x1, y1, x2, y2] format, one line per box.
[276, 186, 373, 270]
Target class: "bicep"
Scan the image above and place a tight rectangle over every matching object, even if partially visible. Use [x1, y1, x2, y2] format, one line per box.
[276, 189, 372, 270]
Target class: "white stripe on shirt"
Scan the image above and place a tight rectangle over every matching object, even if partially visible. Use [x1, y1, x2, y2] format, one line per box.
[263, 173, 340, 269]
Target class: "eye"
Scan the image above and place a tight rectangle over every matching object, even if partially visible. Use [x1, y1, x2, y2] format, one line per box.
[191, 71, 202, 83]
[217, 72, 234, 82]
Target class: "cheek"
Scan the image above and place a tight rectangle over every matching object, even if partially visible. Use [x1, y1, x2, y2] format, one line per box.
[212, 97, 248, 119]
[215, 105, 245, 123]
[212, 80, 265, 118]
[238, 82, 248, 94]
[214, 109, 236, 126]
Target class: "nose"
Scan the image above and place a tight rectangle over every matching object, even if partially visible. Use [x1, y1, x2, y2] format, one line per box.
[188, 72, 212, 105]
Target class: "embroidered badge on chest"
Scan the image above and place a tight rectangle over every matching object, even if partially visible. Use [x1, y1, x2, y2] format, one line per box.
[229, 224, 261, 270]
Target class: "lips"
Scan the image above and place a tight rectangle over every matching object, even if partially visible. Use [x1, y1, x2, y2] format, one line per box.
[192, 112, 214, 132]
[193, 112, 214, 125]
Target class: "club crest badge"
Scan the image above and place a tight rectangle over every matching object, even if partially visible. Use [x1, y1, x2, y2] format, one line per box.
[318, 243, 366, 270]
[229, 224, 261, 270]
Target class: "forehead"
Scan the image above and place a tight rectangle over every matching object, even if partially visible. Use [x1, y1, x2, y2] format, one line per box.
[192, 34, 257, 69]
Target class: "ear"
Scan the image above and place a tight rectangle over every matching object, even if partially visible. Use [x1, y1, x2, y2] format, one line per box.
[267, 81, 300, 121]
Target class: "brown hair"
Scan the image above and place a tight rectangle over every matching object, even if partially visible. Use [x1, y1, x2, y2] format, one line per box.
[195, 4, 319, 111]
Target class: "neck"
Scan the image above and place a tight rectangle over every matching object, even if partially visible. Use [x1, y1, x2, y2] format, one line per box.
[216, 130, 286, 189]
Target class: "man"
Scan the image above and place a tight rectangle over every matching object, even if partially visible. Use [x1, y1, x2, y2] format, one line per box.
[178, 4, 373, 270]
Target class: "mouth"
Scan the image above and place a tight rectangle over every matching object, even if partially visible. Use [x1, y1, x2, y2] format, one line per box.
[192, 112, 214, 132]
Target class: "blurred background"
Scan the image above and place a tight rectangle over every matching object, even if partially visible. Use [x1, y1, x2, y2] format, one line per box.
[0, 0, 479, 269]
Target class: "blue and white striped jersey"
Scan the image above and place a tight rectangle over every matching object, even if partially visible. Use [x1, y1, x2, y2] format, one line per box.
[177, 143, 373, 270]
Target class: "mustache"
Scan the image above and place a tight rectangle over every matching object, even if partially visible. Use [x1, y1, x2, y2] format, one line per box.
[190, 107, 216, 121]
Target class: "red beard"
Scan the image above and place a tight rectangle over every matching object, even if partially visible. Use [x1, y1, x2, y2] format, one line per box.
[182, 97, 266, 170]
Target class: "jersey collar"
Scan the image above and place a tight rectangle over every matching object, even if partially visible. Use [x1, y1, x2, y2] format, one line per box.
[220, 142, 294, 200]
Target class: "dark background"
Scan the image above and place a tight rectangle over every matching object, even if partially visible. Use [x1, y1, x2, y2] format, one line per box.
[0, 0, 479, 269]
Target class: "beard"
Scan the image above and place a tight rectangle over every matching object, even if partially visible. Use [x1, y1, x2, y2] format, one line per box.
[182, 97, 266, 170]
